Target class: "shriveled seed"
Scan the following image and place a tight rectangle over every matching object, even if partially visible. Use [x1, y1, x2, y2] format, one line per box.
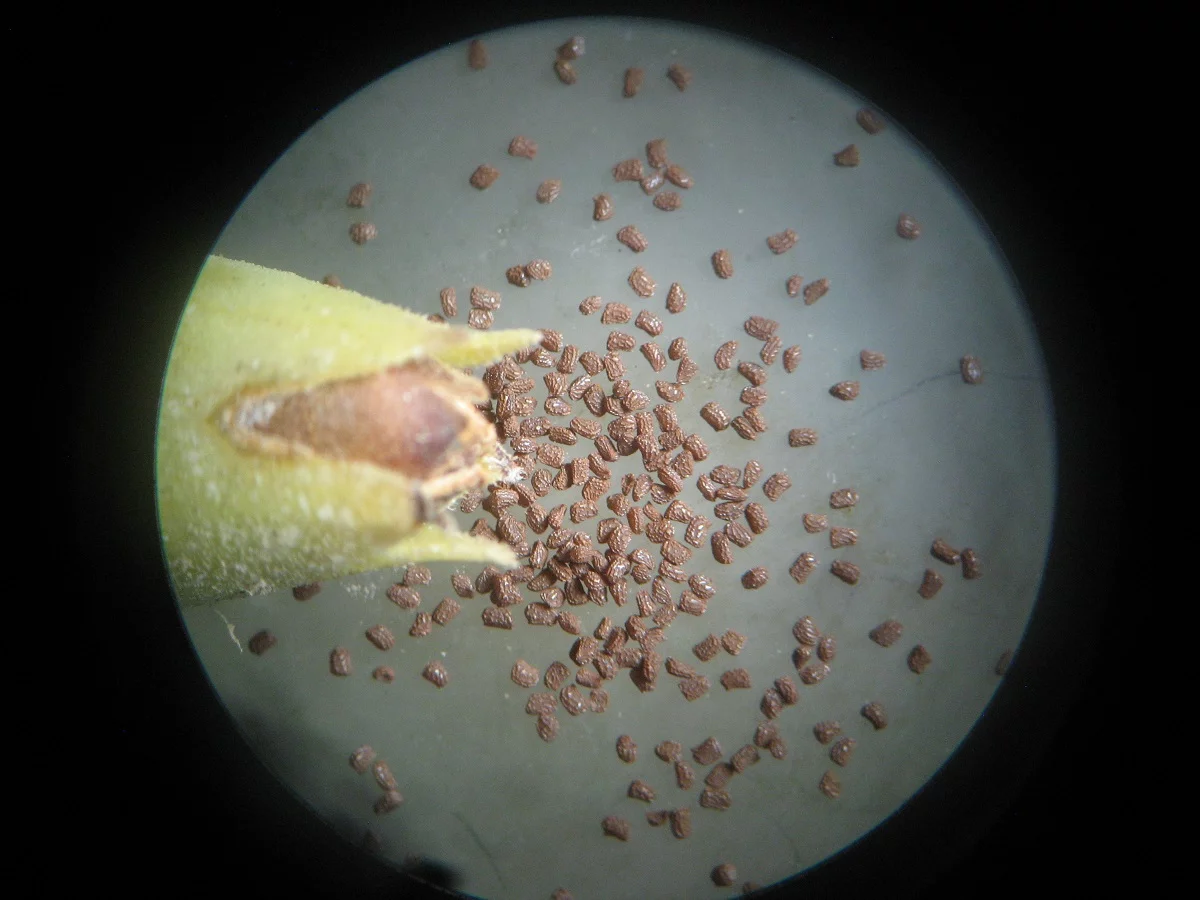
[819, 770, 842, 799]
[862, 701, 889, 729]
[962, 548, 983, 579]
[803, 278, 829, 306]
[869, 619, 904, 647]
[896, 213, 921, 239]
[469, 165, 499, 190]
[601, 816, 631, 841]
[833, 144, 860, 166]
[931, 538, 961, 565]
[623, 67, 644, 97]
[961, 355, 984, 384]
[720, 668, 752, 690]
[830, 380, 860, 401]
[666, 62, 692, 91]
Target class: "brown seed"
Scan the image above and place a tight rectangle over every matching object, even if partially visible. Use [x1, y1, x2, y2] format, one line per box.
[782, 346, 802, 372]
[786, 274, 803, 297]
[467, 38, 488, 69]
[762, 472, 791, 501]
[829, 736, 857, 766]
[536, 712, 560, 742]
[829, 527, 858, 549]
[709, 340, 737, 371]
[798, 662, 830, 685]
[710, 531, 734, 564]
[348, 222, 377, 245]
[508, 135, 538, 159]
[600, 302, 633, 325]
[908, 644, 933, 674]
[775, 675, 799, 705]
[793, 616, 820, 646]
[436, 288, 457, 321]
[692, 737, 723, 766]
[960, 355, 984, 384]
[916, 567, 945, 599]
[833, 143, 861, 166]
[803, 278, 830, 306]
[931, 538, 961, 565]
[717, 629, 744, 655]
[760, 336, 782, 366]
[995, 649, 1014, 676]
[684, 515, 711, 548]
[817, 635, 837, 662]
[737, 361, 767, 387]
[469, 164, 499, 190]
[700, 401, 730, 431]
[617, 225, 649, 253]
[862, 701, 889, 730]
[812, 721, 842, 745]
[623, 66, 645, 97]
[510, 659, 540, 688]
[766, 229, 797, 254]
[869, 619, 904, 647]
[856, 107, 886, 134]
[556, 34, 585, 59]
[615, 734, 638, 763]
[653, 191, 681, 211]
[800, 513, 828, 534]
[560, 683, 589, 716]
[829, 380, 860, 401]
[692, 634, 721, 664]
[669, 806, 693, 840]
[789, 552, 818, 583]
[731, 744, 760, 773]
[628, 265, 656, 298]
[526, 258, 553, 280]
[666, 62, 692, 91]
[760, 688, 783, 719]
[613, 158, 645, 182]
[593, 193, 615, 221]
[961, 548, 983, 579]
[818, 770, 842, 799]
[554, 58, 577, 84]
[720, 668, 752, 690]
[705, 763, 735, 789]
[248, 630, 276, 655]
[830, 559, 861, 584]
[680, 676, 710, 701]
[829, 488, 859, 509]
[626, 779, 655, 803]
[699, 788, 733, 810]
[740, 567, 769, 590]
[600, 814, 632, 841]
[744, 315, 779, 340]
[328, 646, 353, 676]
[506, 265, 530, 288]
[421, 660, 448, 688]
[711, 249, 734, 279]
[346, 181, 372, 208]
[467, 308, 494, 330]
[321, 274, 342, 288]
[635, 309, 664, 336]
[646, 809, 668, 827]
[896, 213, 921, 239]
[364, 624, 395, 651]
[666, 283, 687, 314]
[638, 341, 666, 372]
[655, 740, 683, 763]
[860, 349, 887, 370]
[712, 863, 737, 887]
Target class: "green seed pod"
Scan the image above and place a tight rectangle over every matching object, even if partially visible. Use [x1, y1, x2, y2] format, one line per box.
[157, 255, 540, 605]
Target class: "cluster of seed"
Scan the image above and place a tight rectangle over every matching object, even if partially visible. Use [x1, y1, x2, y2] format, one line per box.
[553, 35, 586, 84]
[349, 746, 405, 815]
[608, 136, 695, 224]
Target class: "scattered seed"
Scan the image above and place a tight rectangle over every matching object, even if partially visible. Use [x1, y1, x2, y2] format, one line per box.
[600, 814, 632, 841]
[422, 660, 448, 687]
[869, 619, 904, 647]
[829, 488, 859, 509]
[613, 158, 644, 182]
[908, 644, 933, 674]
[692, 737, 723, 766]
[346, 181, 372, 208]
[365, 624, 395, 651]
[710, 531, 734, 564]
[760, 688, 783, 719]
[699, 787, 732, 810]
[666, 283, 687, 313]
[862, 701, 889, 730]
[762, 473, 791, 501]
[602, 302, 633, 325]
[817, 635, 837, 662]
[508, 135, 538, 159]
[321, 274, 342, 288]
[741, 567, 769, 589]
[760, 336, 782, 365]
[931, 538, 961, 565]
[680, 676, 710, 701]
[700, 401, 730, 432]
[593, 193, 615, 221]
[829, 736, 856, 766]
[557, 34, 585, 59]
[627, 779, 655, 803]
[653, 191, 682, 211]
[918, 568, 944, 598]
[789, 552, 818, 583]
[818, 770, 841, 799]
[744, 315, 779, 340]
[666, 62, 692, 90]
[856, 107, 886, 133]
[248, 630, 276, 655]
[720, 630, 745, 655]
[628, 266, 657, 297]
[829, 381, 860, 401]
[731, 744, 760, 773]
[786, 275, 803, 297]
[961, 548, 982, 579]
[349, 222, 377, 244]
[526, 258, 553, 280]
[669, 806, 692, 839]
[766, 229, 797, 254]
[705, 763, 734, 789]
[712, 864, 737, 887]
[554, 58, 578, 84]
[775, 676, 799, 705]
[617, 225, 649, 253]
[636, 309, 664, 336]
[995, 649, 1014, 676]
[469, 164, 499, 190]
[329, 647, 352, 676]
[896, 214, 921, 239]
[858, 349, 887, 371]
[830, 560, 860, 584]
[834, 144, 860, 166]
[506, 265, 530, 288]
[798, 662, 830, 685]
[711, 249, 733, 279]
[960, 355, 984, 384]
[720, 668, 752, 690]
[803, 278, 829, 306]
[737, 361, 767, 386]
[467, 308, 494, 330]
[782, 346, 802, 372]
[623, 67, 644, 97]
